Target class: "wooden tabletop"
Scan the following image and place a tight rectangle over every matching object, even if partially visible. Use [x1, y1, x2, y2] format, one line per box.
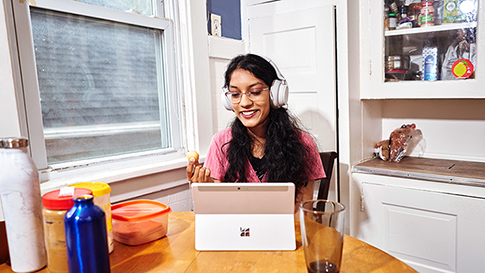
[0, 211, 417, 273]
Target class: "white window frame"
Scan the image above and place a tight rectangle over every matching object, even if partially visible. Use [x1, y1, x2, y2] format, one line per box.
[8, 0, 188, 182]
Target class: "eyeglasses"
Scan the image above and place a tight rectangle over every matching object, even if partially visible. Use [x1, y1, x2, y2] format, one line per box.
[225, 87, 269, 104]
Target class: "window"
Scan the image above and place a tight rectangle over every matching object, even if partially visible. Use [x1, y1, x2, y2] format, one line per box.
[11, 0, 184, 178]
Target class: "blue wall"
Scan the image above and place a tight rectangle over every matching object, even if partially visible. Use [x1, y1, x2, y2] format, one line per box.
[207, 0, 241, 40]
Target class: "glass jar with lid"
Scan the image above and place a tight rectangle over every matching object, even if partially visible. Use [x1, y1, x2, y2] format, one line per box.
[42, 188, 93, 273]
[389, 13, 398, 30]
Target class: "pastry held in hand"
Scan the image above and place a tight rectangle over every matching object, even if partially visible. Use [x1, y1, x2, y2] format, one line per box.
[388, 123, 416, 162]
[187, 150, 199, 162]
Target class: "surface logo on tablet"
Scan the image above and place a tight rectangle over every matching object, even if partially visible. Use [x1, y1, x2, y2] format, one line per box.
[240, 227, 250, 237]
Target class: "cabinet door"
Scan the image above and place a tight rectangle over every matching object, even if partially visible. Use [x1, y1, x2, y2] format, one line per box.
[359, 182, 485, 273]
[361, 0, 485, 98]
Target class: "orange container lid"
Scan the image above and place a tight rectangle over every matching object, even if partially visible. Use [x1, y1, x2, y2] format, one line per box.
[111, 200, 171, 222]
[42, 188, 93, 210]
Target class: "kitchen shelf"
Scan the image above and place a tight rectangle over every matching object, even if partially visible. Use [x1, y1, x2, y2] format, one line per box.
[361, 0, 484, 99]
[385, 22, 477, 36]
[353, 157, 485, 187]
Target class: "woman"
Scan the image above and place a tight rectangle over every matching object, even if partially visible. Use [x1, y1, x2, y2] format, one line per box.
[186, 54, 325, 211]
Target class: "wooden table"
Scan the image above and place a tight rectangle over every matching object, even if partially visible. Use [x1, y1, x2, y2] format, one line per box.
[0, 211, 417, 272]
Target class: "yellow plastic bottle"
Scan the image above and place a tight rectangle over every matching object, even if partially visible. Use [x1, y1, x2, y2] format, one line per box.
[68, 182, 114, 253]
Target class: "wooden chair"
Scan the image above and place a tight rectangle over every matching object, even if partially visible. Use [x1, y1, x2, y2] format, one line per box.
[317, 151, 338, 200]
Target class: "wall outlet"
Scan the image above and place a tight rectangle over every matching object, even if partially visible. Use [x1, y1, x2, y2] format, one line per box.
[211, 13, 222, 37]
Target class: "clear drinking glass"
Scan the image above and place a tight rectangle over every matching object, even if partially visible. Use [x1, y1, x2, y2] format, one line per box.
[300, 200, 346, 273]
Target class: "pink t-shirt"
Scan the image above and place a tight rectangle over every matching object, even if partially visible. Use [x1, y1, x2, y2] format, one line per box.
[204, 128, 325, 182]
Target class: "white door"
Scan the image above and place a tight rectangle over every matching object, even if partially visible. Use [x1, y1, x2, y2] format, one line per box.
[357, 177, 485, 273]
[246, 0, 338, 198]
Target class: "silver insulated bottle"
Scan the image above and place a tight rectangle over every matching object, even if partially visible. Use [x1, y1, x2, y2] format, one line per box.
[0, 137, 47, 272]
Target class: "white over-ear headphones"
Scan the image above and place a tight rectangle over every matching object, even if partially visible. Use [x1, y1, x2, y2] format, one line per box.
[221, 55, 289, 111]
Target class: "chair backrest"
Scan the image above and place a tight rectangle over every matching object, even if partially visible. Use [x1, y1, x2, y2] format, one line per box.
[317, 151, 338, 200]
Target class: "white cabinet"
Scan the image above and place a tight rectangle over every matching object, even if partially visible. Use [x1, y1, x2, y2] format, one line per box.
[351, 158, 485, 273]
[357, 0, 485, 163]
[360, 0, 485, 99]
[352, 3, 485, 271]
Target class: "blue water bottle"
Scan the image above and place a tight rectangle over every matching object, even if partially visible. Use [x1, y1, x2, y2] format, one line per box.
[64, 195, 111, 273]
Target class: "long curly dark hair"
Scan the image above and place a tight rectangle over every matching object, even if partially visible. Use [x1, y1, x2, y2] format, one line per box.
[222, 54, 312, 193]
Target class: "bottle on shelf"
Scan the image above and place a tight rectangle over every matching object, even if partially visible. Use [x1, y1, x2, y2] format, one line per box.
[389, 13, 398, 30]
[389, 0, 399, 14]
[420, 0, 435, 27]
[443, 0, 465, 23]
[399, 4, 410, 21]
[413, 5, 422, 27]
[434, 0, 445, 25]
[422, 37, 439, 81]
[397, 4, 414, 29]
[409, 0, 422, 20]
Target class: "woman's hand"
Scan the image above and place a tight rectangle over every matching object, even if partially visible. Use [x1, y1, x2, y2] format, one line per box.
[186, 158, 215, 183]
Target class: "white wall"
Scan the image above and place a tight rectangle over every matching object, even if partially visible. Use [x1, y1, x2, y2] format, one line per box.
[0, 0, 22, 138]
[380, 99, 485, 163]
[207, 36, 247, 134]
[110, 169, 192, 211]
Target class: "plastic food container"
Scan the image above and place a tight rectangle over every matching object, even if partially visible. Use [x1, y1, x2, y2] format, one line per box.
[42, 188, 93, 273]
[68, 182, 114, 253]
[111, 200, 171, 246]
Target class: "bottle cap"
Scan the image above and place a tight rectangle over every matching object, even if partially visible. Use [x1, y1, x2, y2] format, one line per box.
[42, 188, 93, 210]
[68, 182, 111, 196]
[0, 137, 29, 148]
